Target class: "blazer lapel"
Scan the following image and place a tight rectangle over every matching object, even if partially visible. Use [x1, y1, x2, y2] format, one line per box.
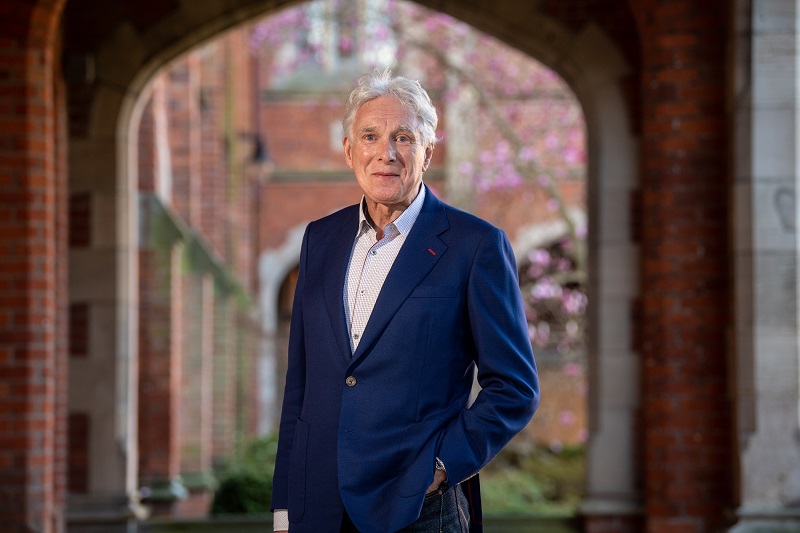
[322, 206, 360, 364]
[350, 190, 450, 366]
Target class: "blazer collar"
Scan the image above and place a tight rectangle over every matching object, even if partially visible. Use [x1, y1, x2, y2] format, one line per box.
[322, 206, 360, 365]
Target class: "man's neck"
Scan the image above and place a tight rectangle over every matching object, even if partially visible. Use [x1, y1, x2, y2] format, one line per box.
[365, 201, 407, 240]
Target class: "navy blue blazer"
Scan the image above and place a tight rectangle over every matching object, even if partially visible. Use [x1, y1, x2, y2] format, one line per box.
[271, 187, 539, 532]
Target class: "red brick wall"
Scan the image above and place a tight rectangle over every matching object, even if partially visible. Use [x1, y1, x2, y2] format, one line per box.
[168, 57, 201, 227]
[0, 2, 67, 533]
[259, 182, 363, 249]
[262, 100, 349, 170]
[635, 2, 733, 532]
[198, 42, 228, 260]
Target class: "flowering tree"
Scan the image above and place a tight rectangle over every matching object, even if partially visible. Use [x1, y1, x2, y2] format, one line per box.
[385, 2, 588, 356]
[252, 0, 587, 357]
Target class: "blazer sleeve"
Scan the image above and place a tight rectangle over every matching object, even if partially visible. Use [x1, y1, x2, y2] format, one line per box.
[270, 225, 310, 511]
[436, 226, 540, 486]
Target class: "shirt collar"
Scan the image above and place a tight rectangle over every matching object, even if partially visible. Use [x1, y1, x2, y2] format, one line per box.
[357, 183, 426, 237]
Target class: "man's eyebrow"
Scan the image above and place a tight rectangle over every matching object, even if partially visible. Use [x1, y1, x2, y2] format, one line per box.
[356, 125, 417, 136]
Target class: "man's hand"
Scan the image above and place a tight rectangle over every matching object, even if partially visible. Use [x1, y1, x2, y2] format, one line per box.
[425, 468, 447, 495]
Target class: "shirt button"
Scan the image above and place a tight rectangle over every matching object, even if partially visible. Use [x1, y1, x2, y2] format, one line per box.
[371, 250, 377, 255]
[353, 333, 359, 340]
[346, 376, 357, 387]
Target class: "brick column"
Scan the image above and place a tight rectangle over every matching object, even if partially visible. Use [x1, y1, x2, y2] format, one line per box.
[0, 2, 66, 532]
[138, 241, 187, 515]
[636, 2, 733, 532]
[176, 273, 216, 517]
[168, 53, 202, 228]
[53, 25, 69, 533]
[136, 87, 189, 516]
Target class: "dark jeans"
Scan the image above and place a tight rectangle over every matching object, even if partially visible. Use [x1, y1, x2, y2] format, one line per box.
[341, 483, 470, 533]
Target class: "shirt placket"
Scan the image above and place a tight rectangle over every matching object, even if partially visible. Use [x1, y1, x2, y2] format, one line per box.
[350, 240, 377, 350]
[349, 224, 399, 352]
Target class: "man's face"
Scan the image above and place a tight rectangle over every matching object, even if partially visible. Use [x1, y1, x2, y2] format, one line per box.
[344, 96, 433, 212]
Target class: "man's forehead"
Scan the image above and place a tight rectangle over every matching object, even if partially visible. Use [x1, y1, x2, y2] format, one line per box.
[355, 98, 419, 126]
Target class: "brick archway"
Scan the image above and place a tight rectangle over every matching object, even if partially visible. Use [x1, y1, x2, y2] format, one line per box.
[0, 1, 742, 532]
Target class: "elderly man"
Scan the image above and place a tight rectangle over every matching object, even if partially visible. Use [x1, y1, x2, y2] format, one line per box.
[271, 69, 539, 533]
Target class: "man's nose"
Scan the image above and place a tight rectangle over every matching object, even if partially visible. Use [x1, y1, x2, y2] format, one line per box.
[379, 139, 397, 161]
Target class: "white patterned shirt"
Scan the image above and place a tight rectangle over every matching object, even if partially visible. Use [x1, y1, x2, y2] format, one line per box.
[344, 185, 426, 352]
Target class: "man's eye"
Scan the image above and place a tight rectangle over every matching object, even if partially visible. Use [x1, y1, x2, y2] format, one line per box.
[397, 135, 411, 143]
[364, 134, 376, 141]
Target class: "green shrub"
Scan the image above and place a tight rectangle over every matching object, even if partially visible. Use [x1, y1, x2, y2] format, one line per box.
[211, 470, 272, 514]
[210, 433, 278, 515]
[480, 443, 585, 516]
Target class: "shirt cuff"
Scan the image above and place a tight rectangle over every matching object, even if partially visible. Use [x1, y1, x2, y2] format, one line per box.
[274, 509, 288, 531]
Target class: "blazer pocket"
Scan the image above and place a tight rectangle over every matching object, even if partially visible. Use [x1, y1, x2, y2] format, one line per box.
[288, 418, 309, 523]
[409, 284, 457, 298]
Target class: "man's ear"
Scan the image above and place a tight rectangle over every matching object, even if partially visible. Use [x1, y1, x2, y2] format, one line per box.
[343, 136, 354, 169]
[422, 143, 434, 171]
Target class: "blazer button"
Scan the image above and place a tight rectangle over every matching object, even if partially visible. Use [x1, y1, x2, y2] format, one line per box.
[346, 376, 357, 387]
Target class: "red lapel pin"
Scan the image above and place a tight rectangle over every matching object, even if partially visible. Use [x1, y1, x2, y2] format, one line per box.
[428, 248, 436, 255]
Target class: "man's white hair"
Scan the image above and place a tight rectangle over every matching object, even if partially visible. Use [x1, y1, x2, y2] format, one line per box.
[342, 68, 439, 147]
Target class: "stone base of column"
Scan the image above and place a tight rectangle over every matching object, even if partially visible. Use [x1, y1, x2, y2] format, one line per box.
[730, 506, 800, 532]
[173, 471, 217, 518]
[66, 493, 148, 533]
[139, 476, 189, 517]
[580, 497, 643, 533]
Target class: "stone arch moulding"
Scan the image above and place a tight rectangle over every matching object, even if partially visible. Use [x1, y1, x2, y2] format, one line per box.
[567, 23, 641, 519]
[258, 223, 307, 433]
[527, 21, 641, 519]
[69, 0, 639, 519]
